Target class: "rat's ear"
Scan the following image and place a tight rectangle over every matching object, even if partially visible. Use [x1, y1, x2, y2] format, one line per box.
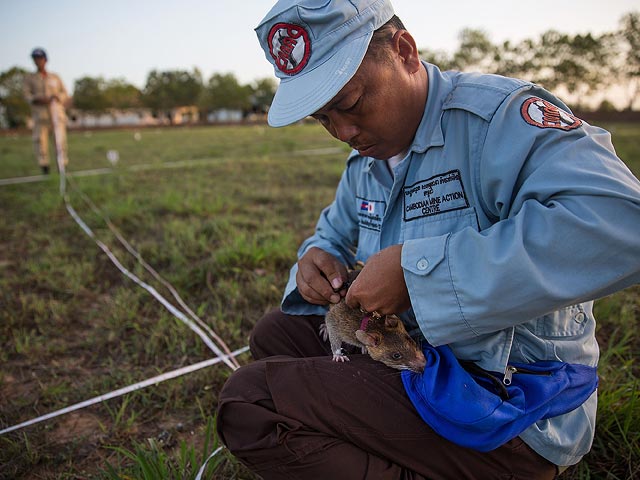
[385, 315, 399, 328]
[356, 330, 381, 347]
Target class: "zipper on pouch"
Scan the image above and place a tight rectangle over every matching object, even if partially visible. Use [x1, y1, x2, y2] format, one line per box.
[503, 365, 552, 385]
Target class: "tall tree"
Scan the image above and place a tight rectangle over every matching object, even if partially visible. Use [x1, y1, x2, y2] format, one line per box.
[617, 11, 640, 110]
[73, 76, 109, 112]
[249, 77, 277, 113]
[142, 69, 203, 111]
[73, 76, 142, 111]
[492, 38, 539, 80]
[0, 67, 30, 128]
[452, 28, 498, 72]
[201, 72, 252, 112]
[418, 48, 456, 72]
[420, 29, 497, 73]
[418, 28, 612, 110]
[103, 79, 142, 109]
[529, 31, 608, 108]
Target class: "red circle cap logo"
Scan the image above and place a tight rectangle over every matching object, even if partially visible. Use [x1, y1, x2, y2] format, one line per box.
[268, 23, 311, 76]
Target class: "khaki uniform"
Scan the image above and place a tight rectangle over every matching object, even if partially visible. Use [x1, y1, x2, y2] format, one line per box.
[23, 71, 69, 168]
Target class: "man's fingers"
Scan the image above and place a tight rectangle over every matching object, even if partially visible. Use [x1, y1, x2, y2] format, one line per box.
[329, 276, 345, 291]
[343, 250, 410, 314]
[296, 262, 341, 305]
[310, 252, 347, 291]
[344, 277, 365, 309]
[295, 247, 350, 304]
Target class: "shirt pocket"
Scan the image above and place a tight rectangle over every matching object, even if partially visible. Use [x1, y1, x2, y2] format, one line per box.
[401, 207, 479, 241]
[529, 304, 590, 338]
[516, 303, 597, 364]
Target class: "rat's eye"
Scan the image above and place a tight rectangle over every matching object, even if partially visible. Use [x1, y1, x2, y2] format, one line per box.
[391, 353, 402, 360]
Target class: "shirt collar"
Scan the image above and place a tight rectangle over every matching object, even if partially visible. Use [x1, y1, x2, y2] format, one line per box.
[409, 62, 451, 154]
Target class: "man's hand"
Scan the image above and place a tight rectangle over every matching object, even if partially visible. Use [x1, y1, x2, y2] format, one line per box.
[296, 247, 348, 305]
[345, 244, 411, 315]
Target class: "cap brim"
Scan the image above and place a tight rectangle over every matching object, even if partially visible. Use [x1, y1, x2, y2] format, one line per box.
[267, 31, 373, 127]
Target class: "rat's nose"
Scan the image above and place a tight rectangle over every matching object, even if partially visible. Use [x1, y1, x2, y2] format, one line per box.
[411, 353, 427, 373]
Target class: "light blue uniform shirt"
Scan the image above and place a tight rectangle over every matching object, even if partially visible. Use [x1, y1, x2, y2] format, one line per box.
[281, 62, 640, 466]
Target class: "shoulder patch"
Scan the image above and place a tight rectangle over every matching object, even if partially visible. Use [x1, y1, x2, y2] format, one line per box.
[520, 97, 582, 131]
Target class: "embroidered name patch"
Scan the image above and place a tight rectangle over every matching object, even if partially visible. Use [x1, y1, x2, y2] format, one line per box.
[403, 170, 469, 221]
[357, 197, 386, 232]
[520, 97, 582, 131]
[267, 23, 311, 75]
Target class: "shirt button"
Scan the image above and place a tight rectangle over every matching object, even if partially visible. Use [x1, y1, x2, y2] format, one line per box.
[574, 312, 586, 323]
[416, 258, 429, 271]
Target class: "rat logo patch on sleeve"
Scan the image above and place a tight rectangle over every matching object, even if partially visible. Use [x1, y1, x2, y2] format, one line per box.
[403, 170, 469, 221]
[521, 97, 582, 131]
[356, 197, 386, 232]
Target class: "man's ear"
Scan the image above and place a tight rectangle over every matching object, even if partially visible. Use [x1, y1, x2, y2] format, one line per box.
[393, 30, 422, 74]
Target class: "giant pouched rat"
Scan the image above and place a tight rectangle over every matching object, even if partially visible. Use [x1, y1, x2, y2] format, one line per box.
[321, 271, 426, 373]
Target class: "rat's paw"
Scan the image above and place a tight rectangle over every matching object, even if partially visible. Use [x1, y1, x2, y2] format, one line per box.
[332, 353, 350, 362]
[318, 323, 329, 342]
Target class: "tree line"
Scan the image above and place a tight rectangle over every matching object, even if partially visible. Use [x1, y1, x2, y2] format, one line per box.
[1, 11, 637, 129]
[72, 70, 277, 116]
[0, 67, 277, 128]
[420, 11, 639, 111]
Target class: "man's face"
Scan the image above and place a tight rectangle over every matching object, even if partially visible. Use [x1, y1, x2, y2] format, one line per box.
[311, 50, 422, 160]
[33, 56, 46, 71]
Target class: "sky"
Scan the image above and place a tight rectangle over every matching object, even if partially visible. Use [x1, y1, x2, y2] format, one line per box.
[1, 0, 638, 93]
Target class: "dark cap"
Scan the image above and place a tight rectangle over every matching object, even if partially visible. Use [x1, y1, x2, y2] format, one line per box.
[31, 48, 47, 60]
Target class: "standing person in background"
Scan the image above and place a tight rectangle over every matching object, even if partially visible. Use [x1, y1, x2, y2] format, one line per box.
[23, 48, 70, 175]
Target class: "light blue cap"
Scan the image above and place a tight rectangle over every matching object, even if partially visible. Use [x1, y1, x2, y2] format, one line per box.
[255, 0, 395, 127]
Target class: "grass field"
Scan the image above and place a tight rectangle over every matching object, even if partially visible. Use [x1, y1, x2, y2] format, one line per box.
[0, 122, 638, 479]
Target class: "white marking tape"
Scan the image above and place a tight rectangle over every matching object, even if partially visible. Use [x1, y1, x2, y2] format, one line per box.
[0, 346, 249, 436]
[67, 176, 240, 369]
[0, 145, 345, 187]
[0, 174, 49, 186]
[63, 199, 240, 371]
[195, 446, 225, 480]
[2, 108, 249, 471]
[45, 102, 239, 371]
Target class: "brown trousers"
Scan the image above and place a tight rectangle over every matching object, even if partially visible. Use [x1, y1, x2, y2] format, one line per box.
[216, 309, 557, 479]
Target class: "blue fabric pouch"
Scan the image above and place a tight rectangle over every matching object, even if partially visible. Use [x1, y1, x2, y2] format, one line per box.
[401, 342, 598, 452]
